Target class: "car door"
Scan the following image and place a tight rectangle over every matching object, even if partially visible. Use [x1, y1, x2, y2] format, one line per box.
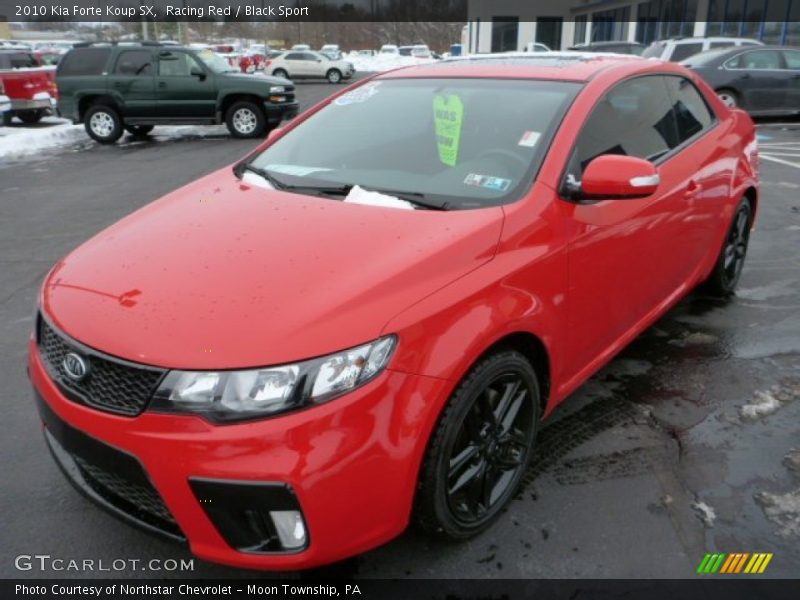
[155, 50, 216, 118]
[282, 52, 310, 77]
[561, 75, 710, 379]
[107, 49, 156, 118]
[780, 49, 800, 112]
[726, 49, 788, 112]
[301, 52, 325, 77]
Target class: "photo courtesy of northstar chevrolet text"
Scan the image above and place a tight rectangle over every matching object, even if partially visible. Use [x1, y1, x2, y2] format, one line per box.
[1, 0, 799, 595]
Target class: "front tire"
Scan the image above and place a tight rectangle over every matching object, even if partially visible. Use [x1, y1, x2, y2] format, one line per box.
[225, 101, 266, 138]
[84, 104, 123, 144]
[704, 197, 752, 296]
[326, 68, 342, 83]
[415, 350, 541, 540]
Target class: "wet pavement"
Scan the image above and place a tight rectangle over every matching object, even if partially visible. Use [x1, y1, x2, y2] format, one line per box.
[0, 93, 798, 579]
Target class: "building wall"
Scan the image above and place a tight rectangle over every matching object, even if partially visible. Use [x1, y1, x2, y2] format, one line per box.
[466, 0, 799, 53]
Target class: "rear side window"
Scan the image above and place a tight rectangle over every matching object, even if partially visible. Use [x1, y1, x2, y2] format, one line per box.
[733, 49, 782, 69]
[663, 76, 715, 142]
[710, 41, 735, 49]
[0, 52, 39, 68]
[58, 48, 111, 76]
[670, 42, 704, 62]
[784, 50, 800, 69]
[114, 50, 153, 76]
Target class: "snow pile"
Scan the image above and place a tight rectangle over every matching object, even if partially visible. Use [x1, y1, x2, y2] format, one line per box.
[755, 489, 800, 538]
[740, 389, 786, 420]
[0, 120, 85, 158]
[344, 185, 413, 209]
[345, 53, 435, 73]
[692, 501, 717, 528]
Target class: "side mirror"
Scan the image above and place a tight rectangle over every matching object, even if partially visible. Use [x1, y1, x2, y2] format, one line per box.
[190, 66, 206, 80]
[580, 155, 660, 200]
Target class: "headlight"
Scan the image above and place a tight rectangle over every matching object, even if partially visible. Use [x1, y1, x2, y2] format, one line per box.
[270, 85, 286, 92]
[150, 336, 396, 423]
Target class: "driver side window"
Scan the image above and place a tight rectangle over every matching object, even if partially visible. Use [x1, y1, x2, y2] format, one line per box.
[563, 76, 678, 194]
[158, 52, 200, 77]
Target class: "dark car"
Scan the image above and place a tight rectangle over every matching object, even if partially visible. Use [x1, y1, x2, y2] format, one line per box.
[56, 42, 298, 143]
[682, 45, 800, 116]
[569, 41, 646, 55]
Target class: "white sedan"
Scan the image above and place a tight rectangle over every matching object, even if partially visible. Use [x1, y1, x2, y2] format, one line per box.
[268, 50, 355, 83]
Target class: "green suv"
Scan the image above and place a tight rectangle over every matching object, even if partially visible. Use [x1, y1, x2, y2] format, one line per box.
[56, 42, 298, 143]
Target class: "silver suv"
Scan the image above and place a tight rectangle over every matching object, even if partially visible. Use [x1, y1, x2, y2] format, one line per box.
[642, 37, 763, 62]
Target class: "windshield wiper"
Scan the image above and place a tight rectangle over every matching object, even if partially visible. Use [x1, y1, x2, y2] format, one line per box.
[239, 164, 352, 196]
[366, 188, 450, 211]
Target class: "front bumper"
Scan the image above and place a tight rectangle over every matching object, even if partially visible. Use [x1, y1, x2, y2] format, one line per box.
[264, 101, 298, 124]
[29, 339, 451, 570]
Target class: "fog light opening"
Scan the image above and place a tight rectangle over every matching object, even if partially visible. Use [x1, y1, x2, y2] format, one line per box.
[270, 510, 306, 550]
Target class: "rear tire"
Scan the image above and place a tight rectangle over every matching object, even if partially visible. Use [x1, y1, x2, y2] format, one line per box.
[1, 112, 12, 126]
[84, 104, 123, 144]
[716, 88, 740, 109]
[415, 350, 541, 540]
[272, 68, 288, 79]
[703, 197, 752, 296]
[225, 101, 266, 138]
[125, 124, 154, 137]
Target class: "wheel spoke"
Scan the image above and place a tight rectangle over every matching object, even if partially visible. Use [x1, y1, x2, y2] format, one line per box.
[448, 444, 480, 479]
[493, 379, 521, 426]
[499, 389, 527, 434]
[449, 457, 485, 496]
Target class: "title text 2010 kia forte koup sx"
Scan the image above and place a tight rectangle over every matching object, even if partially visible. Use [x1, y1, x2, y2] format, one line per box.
[30, 55, 758, 570]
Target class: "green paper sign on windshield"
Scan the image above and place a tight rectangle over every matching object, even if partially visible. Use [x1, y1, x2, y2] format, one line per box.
[433, 95, 464, 167]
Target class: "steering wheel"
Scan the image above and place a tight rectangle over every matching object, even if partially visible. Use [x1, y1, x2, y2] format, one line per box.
[475, 148, 530, 172]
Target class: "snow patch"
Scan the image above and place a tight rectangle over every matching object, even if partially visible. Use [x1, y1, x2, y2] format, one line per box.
[692, 501, 716, 528]
[668, 331, 718, 347]
[755, 489, 800, 537]
[740, 390, 782, 420]
[0, 121, 85, 157]
[344, 185, 413, 210]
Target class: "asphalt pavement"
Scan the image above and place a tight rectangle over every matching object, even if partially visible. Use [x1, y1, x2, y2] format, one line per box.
[0, 81, 798, 579]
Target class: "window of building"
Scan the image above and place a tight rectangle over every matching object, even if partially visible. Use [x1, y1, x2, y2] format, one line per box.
[491, 17, 519, 53]
[591, 7, 629, 42]
[574, 15, 587, 46]
[537, 17, 562, 50]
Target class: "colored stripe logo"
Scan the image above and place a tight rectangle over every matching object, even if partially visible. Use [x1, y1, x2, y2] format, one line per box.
[697, 553, 773, 574]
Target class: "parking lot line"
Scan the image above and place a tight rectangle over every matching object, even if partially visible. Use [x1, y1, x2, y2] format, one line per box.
[760, 154, 800, 169]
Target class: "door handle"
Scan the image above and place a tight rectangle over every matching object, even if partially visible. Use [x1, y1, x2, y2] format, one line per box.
[685, 180, 703, 198]
[112, 82, 123, 88]
[158, 81, 167, 88]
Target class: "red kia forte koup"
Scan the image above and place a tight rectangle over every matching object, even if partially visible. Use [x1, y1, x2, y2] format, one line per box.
[30, 54, 759, 570]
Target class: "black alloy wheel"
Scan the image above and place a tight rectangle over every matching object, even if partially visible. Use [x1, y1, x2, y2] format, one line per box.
[704, 198, 752, 296]
[416, 350, 541, 539]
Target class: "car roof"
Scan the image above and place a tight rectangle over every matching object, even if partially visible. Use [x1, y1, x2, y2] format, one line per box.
[377, 52, 651, 82]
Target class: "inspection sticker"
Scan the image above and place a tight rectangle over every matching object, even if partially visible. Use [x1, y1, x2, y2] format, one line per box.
[518, 131, 541, 147]
[334, 82, 381, 106]
[464, 173, 512, 192]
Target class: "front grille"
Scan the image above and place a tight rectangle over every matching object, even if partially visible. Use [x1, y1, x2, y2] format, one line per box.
[37, 315, 166, 416]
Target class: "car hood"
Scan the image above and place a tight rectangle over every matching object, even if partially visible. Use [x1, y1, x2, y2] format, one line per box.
[42, 169, 503, 370]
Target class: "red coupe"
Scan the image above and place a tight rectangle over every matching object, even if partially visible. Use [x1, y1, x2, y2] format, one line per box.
[30, 54, 758, 570]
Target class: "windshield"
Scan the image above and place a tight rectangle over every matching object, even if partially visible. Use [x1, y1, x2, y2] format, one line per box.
[641, 42, 666, 58]
[246, 78, 580, 209]
[196, 49, 238, 73]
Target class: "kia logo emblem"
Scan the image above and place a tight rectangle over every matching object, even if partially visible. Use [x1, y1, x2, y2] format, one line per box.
[62, 352, 89, 382]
